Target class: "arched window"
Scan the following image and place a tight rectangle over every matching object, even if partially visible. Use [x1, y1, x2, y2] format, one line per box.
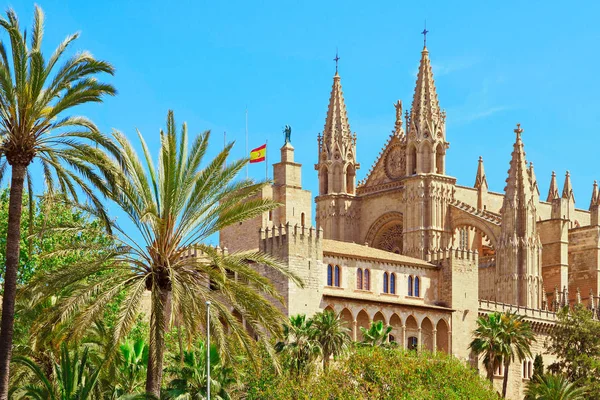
[320, 166, 329, 195]
[268, 210, 273, 221]
[327, 264, 333, 286]
[436, 144, 444, 174]
[389, 334, 396, 343]
[408, 276, 413, 296]
[390, 273, 396, 294]
[459, 228, 468, 249]
[334, 265, 340, 287]
[408, 336, 418, 351]
[301, 212, 305, 227]
[364, 269, 370, 290]
[409, 145, 417, 175]
[414, 276, 420, 297]
[383, 272, 389, 293]
[357, 268, 363, 290]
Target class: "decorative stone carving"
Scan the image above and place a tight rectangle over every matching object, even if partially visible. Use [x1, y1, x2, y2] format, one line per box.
[373, 223, 404, 254]
[384, 144, 406, 180]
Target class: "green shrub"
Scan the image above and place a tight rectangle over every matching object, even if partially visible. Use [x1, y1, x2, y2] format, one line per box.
[243, 346, 496, 399]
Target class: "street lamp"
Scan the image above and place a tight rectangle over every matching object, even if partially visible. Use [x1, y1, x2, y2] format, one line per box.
[206, 301, 211, 399]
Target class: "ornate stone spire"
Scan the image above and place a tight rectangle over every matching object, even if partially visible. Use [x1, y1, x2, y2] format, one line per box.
[502, 124, 532, 205]
[394, 100, 405, 138]
[590, 181, 598, 209]
[529, 162, 540, 197]
[474, 156, 488, 190]
[562, 171, 575, 202]
[408, 47, 442, 140]
[322, 72, 353, 155]
[496, 124, 542, 308]
[547, 171, 560, 202]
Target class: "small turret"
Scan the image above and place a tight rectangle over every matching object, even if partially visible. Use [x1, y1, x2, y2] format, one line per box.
[547, 171, 559, 202]
[474, 156, 488, 210]
[590, 181, 599, 225]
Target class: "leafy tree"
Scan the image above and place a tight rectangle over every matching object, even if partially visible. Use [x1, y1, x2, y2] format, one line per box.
[10, 342, 102, 400]
[310, 310, 350, 371]
[525, 374, 587, 400]
[0, 6, 116, 397]
[533, 354, 544, 381]
[164, 341, 235, 400]
[498, 312, 534, 398]
[547, 304, 600, 398]
[359, 320, 392, 347]
[24, 111, 299, 397]
[275, 315, 321, 376]
[469, 312, 505, 383]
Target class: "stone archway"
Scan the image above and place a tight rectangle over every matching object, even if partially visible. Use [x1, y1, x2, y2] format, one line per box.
[365, 212, 404, 254]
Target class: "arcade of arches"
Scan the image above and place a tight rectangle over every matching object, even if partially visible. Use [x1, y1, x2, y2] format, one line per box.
[323, 303, 450, 353]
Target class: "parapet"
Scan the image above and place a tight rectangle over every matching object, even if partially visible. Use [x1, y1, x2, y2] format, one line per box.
[259, 222, 323, 258]
[180, 245, 229, 260]
[425, 247, 479, 265]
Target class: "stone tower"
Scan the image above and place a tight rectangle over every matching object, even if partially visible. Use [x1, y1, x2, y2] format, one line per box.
[401, 45, 454, 258]
[495, 125, 542, 308]
[315, 68, 360, 241]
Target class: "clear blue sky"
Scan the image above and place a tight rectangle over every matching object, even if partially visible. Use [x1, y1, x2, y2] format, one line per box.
[8, 0, 600, 242]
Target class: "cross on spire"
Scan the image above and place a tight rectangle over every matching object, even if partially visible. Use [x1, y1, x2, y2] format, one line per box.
[421, 21, 429, 48]
[333, 49, 340, 74]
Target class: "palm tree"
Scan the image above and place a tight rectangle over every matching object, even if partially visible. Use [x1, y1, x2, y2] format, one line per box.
[499, 312, 535, 398]
[10, 342, 102, 400]
[275, 315, 321, 376]
[165, 341, 235, 400]
[469, 312, 505, 384]
[310, 310, 350, 371]
[525, 374, 587, 400]
[359, 320, 392, 347]
[109, 338, 148, 398]
[24, 111, 300, 397]
[0, 7, 116, 398]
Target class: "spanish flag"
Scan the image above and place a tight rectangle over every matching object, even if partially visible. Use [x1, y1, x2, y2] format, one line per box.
[250, 144, 266, 163]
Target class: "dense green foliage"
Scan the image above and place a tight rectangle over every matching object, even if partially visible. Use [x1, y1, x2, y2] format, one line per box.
[244, 346, 497, 399]
[547, 304, 600, 398]
[525, 373, 587, 400]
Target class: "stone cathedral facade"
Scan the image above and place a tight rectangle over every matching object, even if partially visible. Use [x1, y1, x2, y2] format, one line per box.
[220, 44, 600, 399]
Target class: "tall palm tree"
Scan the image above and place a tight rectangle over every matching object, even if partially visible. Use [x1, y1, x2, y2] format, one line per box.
[0, 7, 116, 398]
[469, 312, 505, 383]
[24, 111, 300, 397]
[499, 312, 535, 398]
[310, 310, 350, 371]
[275, 315, 321, 376]
[525, 374, 587, 400]
[359, 320, 392, 347]
[10, 342, 102, 400]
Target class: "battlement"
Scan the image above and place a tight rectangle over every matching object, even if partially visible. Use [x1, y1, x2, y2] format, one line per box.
[425, 247, 479, 264]
[478, 299, 556, 332]
[259, 222, 323, 258]
[180, 245, 229, 260]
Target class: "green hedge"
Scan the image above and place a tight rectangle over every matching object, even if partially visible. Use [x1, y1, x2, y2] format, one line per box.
[244, 347, 497, 399]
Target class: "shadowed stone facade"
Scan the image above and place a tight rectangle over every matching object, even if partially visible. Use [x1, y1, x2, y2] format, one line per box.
[219, 44, 600, 399]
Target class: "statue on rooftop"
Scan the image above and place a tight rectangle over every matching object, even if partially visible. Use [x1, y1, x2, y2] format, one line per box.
[283, 125, 292, 144]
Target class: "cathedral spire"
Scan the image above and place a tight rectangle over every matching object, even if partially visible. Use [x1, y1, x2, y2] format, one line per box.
[503, 124, 531, 204]
[562, 171, 575, 202]
[547, 171, 560, 202]
[591, 181, 598, 209]
[322, 70, 352, 154]
[409, 46, 441, 137]
[474, 156, 488, 190]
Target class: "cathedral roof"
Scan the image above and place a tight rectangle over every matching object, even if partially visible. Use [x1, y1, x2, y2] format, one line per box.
[322, 72, 352, 149]
[322, 239, 434, 268]
[409, 47, 441, 134]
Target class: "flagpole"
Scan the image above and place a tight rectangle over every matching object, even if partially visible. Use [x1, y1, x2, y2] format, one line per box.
[206, 301, 211, 399]
[245, 108, 248, 179]
[265, 139, 268, 180]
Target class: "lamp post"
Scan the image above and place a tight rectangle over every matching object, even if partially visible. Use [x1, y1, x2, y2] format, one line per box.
[206, 301, 211, 399]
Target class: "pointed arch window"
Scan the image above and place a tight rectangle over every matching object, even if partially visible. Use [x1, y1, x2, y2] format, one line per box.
[383, 272, 389, 293]
[408, 276, 413, 296]
[334, 265, 340, 287]
[327, 264, 333, 286]
[390, 273, 396, 294]
[357, 268, 363, 289]
[414, 276, 420, 297]
[363, 269, 370, 291]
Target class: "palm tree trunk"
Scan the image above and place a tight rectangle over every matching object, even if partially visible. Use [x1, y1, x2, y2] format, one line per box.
[0, 163, 27, 400]
[502, 361, 510, 398]
[145, 286, 171, 397]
